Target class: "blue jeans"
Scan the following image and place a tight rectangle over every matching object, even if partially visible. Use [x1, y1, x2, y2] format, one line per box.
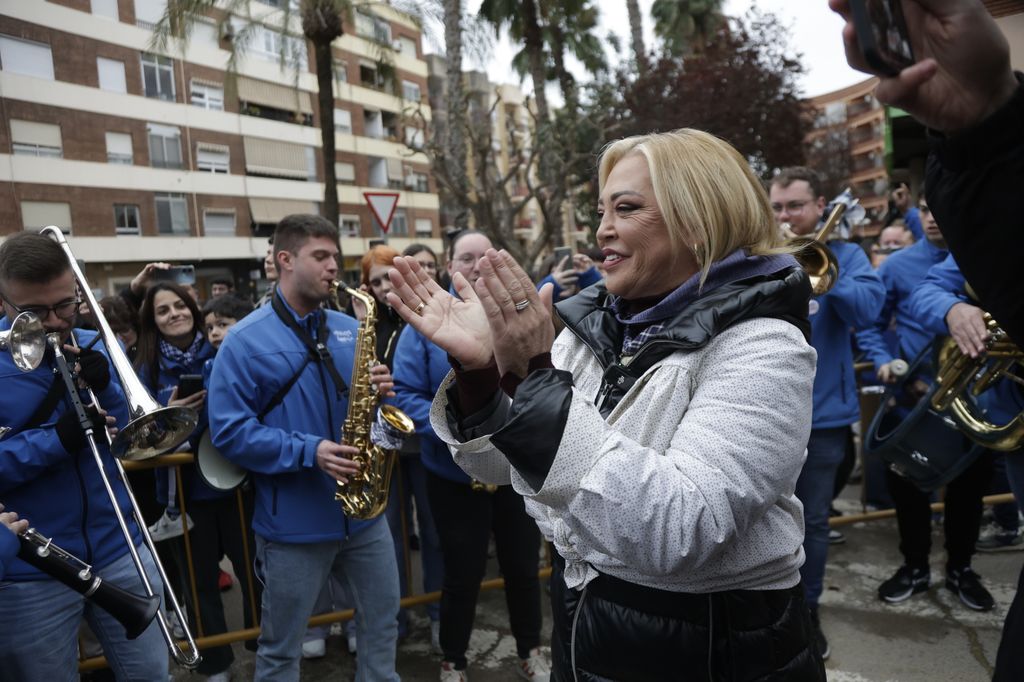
[385, 455, 443, 626]
[0, 545, 168, 682]
[254, 518, 400, 682]
[795, 426, 849, 609]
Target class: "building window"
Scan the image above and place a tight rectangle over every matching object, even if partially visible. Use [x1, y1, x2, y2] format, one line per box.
[114, 204, 141, 235]
[402, 80, 421, 102]
[155, 193, 188, 234]
[335, 162, 356, 185]
[0, 35, 55, 80]
[340, 214, 361, 238]
[91, 0, 119, 20]
[10, 120, 62, 158]
[191, 81, 224, 110]
[382, 209, 407, 236]
[97, 57, 127, 93]
[404, 126, 424, 150]
[141, 53, 175, 101]
[196, 143, 229, 173]
[334, 109, 352, 134]
[333, 59, 348, 86]
[106, 131, 133, 164]
[407, 171, 429, 193]
[134, 0, 166, 30]
[148, 123, 182, 169]
[397, 36, 417, 57]
[251, 26, 307, 69]
[21, 201, 71, 232]
[203, 210, 235, 235]
[415, 218, 432, 236]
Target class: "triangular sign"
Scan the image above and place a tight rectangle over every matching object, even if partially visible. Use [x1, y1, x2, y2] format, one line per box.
[364, 192, 400, 234]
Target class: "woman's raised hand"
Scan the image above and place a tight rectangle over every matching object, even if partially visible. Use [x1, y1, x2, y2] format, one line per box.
[387, 256, 494, 369]
[475, 250, 555, 379]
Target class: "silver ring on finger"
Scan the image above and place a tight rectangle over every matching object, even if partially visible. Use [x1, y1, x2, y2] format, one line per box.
[514, 299, 530, 312]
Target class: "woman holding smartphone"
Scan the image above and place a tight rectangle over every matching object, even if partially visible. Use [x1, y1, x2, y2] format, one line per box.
[134, 282, 237, 682]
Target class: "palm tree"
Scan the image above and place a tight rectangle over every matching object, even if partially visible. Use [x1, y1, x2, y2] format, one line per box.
[650, 0, 726, 56]
[440, 0, 470, 228]
[626, 0, 646, 73]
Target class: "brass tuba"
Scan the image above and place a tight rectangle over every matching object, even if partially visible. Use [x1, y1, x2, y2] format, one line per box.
[930, 312, 1024, 451]
[333, 284, 415, 519]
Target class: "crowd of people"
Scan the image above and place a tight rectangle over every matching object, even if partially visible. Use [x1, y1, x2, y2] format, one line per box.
[1, 0, 1023, 680]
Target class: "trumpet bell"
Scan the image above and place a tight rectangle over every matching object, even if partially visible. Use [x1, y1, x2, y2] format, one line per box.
[2, 312, 46, 371]
[791, 238, 839, 296]
[112, 406, 198, 461]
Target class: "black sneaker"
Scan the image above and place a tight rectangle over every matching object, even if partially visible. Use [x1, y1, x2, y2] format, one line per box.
[946, 567, 995, 611]
[808, 609, 830, 660]
[878, 565, 930, 603]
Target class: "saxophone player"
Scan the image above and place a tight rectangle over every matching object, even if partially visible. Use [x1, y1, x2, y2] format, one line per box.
[208, 214, 400, 682]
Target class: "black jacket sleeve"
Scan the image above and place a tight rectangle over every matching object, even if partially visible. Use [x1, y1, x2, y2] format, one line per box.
[925, 72, 1024, 344]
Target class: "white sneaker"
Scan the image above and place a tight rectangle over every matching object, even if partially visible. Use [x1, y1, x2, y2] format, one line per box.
[206, 672, 230, 682]
[346, 630, 357, 655]
[301, 638, 326, 659]
[517, 648, 550, 681]
[439, 661, 467, 681]
[430, 620, 442, 656]
[148, 510, 194, 542]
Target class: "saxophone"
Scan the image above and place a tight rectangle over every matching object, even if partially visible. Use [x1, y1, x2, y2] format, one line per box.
[333, 284, 416, 519]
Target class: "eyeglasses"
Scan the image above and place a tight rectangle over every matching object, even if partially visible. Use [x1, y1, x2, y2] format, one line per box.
[5, 297, 82, 321]
[770, 200, 811, 214]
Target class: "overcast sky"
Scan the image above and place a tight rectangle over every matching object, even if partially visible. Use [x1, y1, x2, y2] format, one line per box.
[447, 0, 869, 100]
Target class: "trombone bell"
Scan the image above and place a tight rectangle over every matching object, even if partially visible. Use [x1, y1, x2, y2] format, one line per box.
[1, 312, 46, 371]
[111, 406, 199, 461]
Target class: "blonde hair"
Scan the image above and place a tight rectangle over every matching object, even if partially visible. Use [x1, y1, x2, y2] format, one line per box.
[598, 129, 786, 286]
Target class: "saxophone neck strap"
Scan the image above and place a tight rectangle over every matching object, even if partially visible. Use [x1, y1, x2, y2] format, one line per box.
[261, 292, 348, 421]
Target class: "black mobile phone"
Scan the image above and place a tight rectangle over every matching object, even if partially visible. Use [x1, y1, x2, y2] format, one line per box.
[152, 265, 197, 286]
[849, 0, 915, 76]
[177, 374, 204, 399]
[553, 247, 573, 271]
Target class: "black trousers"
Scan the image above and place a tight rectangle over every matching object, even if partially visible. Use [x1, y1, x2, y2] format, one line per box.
[887, 449, 992, 570]
[425, 470, 542, 668]
[173, 491, 261, 675]
[994, 563, 1024, 681]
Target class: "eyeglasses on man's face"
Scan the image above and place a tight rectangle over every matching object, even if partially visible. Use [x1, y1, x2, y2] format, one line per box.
[771, 200, 811, 215]
[5, 297, 82, 321]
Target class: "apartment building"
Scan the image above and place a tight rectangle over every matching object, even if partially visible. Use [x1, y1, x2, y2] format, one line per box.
[0, 0, 442, 298]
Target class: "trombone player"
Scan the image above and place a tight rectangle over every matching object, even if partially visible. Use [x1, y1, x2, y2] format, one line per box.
[0, 232, 168, 680]
[769, 167, 884, 661]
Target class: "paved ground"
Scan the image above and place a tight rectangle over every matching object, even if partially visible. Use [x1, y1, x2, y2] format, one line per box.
[169, 488, 1023, 681]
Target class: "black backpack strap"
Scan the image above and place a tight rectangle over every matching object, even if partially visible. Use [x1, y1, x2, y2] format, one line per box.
[21, 369, 66, 431]
[260, 293, 349, 420]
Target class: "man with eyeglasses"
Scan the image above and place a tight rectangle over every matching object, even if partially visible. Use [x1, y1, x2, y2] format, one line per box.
[769, 167, 885, 661]
[0, 232, 169, 679]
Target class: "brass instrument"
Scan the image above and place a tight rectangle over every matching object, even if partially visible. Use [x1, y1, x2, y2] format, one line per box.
[41, 226, 201, 668]
[1, 311, 45, 371]
[334, 284, 415, 519]
[785, 202, 844, 296]
[930, 312, 1024, 451]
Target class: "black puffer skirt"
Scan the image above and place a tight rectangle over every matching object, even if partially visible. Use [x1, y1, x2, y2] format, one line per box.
[549, 553, 826, 682]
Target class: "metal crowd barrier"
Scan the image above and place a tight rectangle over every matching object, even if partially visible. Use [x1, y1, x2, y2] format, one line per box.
[78, 452, 552, 671]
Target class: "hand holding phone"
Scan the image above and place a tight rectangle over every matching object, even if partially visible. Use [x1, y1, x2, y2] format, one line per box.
[176, 374, 204, 400]
[152, 265, 196, 286]
[553, 247, 573, 272]
[849, 0, 914, 76]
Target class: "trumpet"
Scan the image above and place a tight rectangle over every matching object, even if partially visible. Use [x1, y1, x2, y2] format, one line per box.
[784, 188, 863, 296]
[1, 311, 46, 371]
[41, 226, 201, 668]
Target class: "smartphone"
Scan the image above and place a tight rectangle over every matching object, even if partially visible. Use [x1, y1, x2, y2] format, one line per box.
[177, 374, 204, 399]
[849, 0, 915, 76]
[553, 247, 573, 272]
[152, 265, 196, 286]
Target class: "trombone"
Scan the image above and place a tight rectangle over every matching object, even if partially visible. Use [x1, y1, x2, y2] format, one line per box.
[40, 226, 202, 668]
